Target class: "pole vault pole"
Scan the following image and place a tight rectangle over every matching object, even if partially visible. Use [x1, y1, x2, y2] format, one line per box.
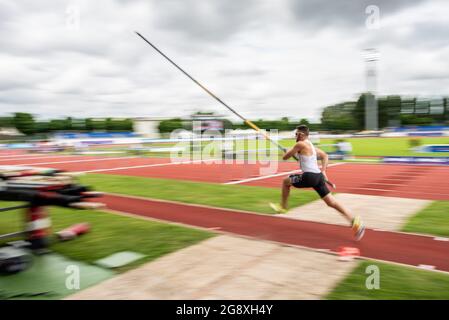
[135, 31, 336, 188]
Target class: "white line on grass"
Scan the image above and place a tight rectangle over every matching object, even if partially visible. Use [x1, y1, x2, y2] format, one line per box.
[418, 264, 436, 270]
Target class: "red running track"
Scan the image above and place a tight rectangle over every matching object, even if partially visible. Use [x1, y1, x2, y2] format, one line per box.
[103, 194, 449, 273]
[244, 163, 449, 201]
[0, 150, 27, 157]
[2, 154, 449, 200]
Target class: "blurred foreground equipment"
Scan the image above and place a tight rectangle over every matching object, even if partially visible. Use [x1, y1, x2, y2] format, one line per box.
[0, 245, 32, 274]
[0, 166, 104, 274]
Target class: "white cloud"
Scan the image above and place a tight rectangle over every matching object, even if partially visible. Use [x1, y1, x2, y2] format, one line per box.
[0, 0, 447, 122]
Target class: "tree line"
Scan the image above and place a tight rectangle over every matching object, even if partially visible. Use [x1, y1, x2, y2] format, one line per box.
[0, 113, 133, 136]
[157, 117, 319, 133]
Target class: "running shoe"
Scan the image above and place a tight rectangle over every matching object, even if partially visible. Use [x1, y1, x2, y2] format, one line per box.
[269, 203, 287, 214]
[352, 215, 365, 241]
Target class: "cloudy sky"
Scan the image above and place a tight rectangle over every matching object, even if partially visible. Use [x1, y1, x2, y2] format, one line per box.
[1, 0, 448, 122]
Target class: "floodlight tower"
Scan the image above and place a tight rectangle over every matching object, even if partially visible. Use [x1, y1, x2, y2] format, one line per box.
[364, 48, 379, 131]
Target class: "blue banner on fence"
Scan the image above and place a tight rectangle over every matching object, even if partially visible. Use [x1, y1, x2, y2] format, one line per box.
[392, 126, 449, 132]
[383, 156, 449, 165]
[418, 145, 449, 153]
[5, 143, 34, 149]
[54, 132, 138, 139]
[408, 132, 444, 137]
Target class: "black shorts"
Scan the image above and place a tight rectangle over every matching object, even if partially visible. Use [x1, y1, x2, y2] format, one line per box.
[289, 172, 330, 198]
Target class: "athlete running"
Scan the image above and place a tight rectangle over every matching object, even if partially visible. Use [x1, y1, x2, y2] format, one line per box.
[270, 125, 365, 241]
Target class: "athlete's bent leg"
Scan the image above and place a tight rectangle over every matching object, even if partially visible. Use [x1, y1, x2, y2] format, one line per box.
[322, 193, 365, 241]
[322, 193, 353, 224]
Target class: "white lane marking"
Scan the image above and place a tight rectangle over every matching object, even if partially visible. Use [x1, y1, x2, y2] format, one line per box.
[0, 152, 46, 157]
[434, 237, 449, 242]
[15, 156, 138, 166]
[418, 264, 435, 270]
[374, 178, 411, 181]
[224, 170, 300, 185]
[74, 158, 222, 174]
[365, 182, 405, 186]
[350, 187, 394, 192]
[346, 158, 380, 162]
[224, 162, 346, 185]
[0, 154, 34, 158]
[0, 155, 78, 162]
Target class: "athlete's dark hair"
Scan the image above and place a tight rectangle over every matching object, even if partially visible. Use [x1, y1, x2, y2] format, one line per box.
[296, 125, 309, 136]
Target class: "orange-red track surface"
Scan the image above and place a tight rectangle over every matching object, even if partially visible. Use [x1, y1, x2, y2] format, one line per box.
[104, 194, 449, 273]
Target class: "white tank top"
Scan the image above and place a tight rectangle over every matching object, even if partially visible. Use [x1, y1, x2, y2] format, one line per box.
[298, 140, 321, 173]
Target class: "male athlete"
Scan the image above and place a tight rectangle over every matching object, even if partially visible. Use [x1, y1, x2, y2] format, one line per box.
[270, 125, 365, 241]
